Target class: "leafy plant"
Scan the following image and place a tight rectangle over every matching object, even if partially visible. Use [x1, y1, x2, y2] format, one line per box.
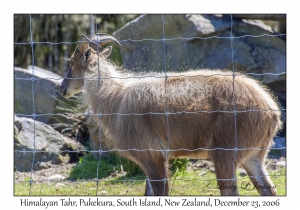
[170, 158, 189, 175]
[50, 94, 90, 147]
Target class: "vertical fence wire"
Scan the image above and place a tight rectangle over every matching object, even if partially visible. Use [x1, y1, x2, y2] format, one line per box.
[161, 14, 171, 196]
[94, 14, 104, 196]
[28, 14, 36, 196]
[230, 14, 238, 196]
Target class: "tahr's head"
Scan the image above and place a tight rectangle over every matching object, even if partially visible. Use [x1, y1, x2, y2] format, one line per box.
[59, 33, 121, 98]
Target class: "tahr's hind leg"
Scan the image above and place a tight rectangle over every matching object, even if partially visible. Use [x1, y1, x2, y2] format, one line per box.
[241, 150, 277, 196]
[210, 150, 239, 196]
[142, 155, 169, 196]
[127, 150, 169, 196]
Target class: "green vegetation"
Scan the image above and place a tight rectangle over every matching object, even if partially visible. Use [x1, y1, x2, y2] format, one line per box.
[69, 153, 143, 180]
[69, 153, 189, 181]
[14, 159, 285, 196]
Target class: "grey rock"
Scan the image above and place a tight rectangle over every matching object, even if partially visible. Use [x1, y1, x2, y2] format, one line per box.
[37, 161, 51, 169]
[198, 171, 207, 176]
[273, 137, 286, 157]
[275, 161, 286, 167]
[14, 66, 70, 125]
[113, 14, 286, 105]
[274, 137, 286, 148]
[14, 115, 85, 171]
[48, 174, 66, 181]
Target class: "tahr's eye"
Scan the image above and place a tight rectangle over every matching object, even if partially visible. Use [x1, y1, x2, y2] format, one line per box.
[70, 61, 74, 66]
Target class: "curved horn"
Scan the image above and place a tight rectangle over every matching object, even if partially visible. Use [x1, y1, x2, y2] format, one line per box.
[89, 33, 121, 51]
[77, 33, 121, 53]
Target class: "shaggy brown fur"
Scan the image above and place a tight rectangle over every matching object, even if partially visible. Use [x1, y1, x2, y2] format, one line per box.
[60, 34, 282, 196]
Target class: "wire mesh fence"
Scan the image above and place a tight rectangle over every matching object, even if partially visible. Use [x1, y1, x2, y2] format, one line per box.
[14, 14, 286, 196]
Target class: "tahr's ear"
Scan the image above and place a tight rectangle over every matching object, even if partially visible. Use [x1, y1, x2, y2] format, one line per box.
[100, 46, 112, 59]
[83, 48, 92, 62]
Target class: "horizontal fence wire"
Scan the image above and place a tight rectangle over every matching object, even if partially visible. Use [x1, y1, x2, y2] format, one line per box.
[14, 33, 286, 45]
[14, 14, 286, 196]
[15, 108, 285, 118]
[15, 146, 287, 155]
[14, 71, 286, 81]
